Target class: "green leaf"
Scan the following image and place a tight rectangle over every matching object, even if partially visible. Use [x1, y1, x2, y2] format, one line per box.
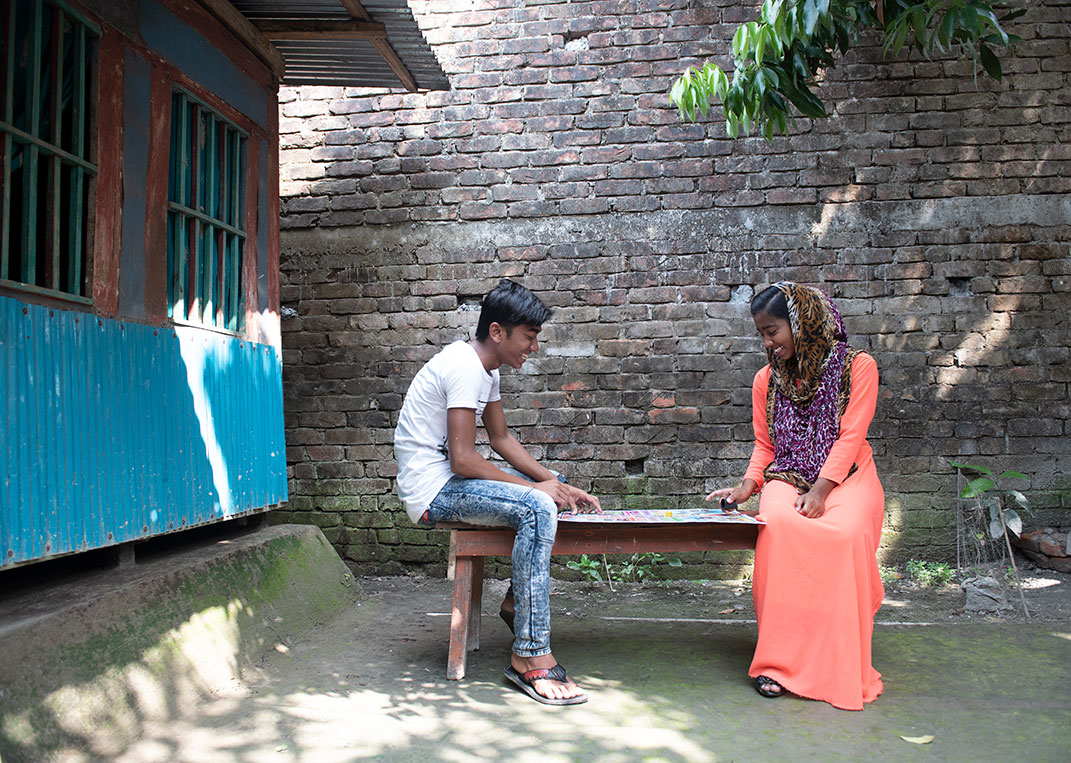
[885, 14, 911, 55]
[712, 66, 729, 99]
[779, 76, 827, 119]
[961, 477, 996, 499]
[988, 516, 1004, 539]
[1003, 509, 1022, 537]
[670, 77, 685, 103]
[979, 8, 1009, 45]
[912, 7, 928, 53]
[1007, 489, 1030, 510]
[938, 8, 958, 51]
[802, 0, 820, 37]
[754, 69, 767, 98]
[668, 558, 683, 567]
[950, 461, 993, 477]
[756, 26, 768, 65]
[960, 4, 981, 36]
[986, 497, 1001, 523]
[999, 470, 1028, 480]
[732, 25, 746, 59]
[979, 44, 1002, 81]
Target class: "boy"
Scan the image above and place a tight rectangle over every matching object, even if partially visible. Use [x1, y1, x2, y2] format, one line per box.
[394, 279, 600, 705]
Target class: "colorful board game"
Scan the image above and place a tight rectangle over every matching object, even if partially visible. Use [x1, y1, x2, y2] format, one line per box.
[558, 508, 764, 525]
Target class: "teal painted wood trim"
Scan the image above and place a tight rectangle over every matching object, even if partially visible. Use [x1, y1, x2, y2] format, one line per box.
[0, 295, 288, 568]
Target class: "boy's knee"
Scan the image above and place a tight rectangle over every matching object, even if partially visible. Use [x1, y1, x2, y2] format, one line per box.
[523, 492, 558, 537]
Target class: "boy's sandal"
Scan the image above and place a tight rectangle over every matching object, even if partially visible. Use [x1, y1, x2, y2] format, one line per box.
[504, 664, 588, 705]
[753, 675, 785, 698]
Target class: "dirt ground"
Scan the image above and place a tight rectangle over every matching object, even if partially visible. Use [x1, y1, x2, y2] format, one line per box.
[398, 558, 1071, 629]
[76, 563, 1071, 762]
[6, 524, 1070, 762]
[524, 562, 1071, 625]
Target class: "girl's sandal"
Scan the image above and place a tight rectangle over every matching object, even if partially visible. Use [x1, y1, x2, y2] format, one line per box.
[754, 675, 785, 698]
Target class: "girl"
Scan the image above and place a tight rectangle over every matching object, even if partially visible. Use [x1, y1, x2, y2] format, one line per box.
[709, 282, 885, 711]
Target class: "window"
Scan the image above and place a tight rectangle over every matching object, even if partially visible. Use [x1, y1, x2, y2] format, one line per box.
[0, 0, 98, 299]
[167, 89, 246, 332]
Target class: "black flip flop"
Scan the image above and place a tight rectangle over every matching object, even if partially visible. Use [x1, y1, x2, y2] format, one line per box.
[504, 664, 588, 705]
[754, 675, 785, 698]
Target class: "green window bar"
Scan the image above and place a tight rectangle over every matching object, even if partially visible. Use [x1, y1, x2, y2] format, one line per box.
[0, 0, 98, 300]
[167, 89, 246, 332]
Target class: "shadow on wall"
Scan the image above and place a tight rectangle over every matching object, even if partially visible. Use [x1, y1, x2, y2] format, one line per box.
[272, 0, 1069, 573]
[817, 196, 1071, 564]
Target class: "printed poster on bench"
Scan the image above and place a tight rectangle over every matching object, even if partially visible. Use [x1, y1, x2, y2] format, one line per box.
[558, 509, 765, 525]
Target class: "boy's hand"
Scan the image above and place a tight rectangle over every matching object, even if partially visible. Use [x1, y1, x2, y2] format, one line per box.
[568, 486, 601, 514]
[537, 480, 602, 513]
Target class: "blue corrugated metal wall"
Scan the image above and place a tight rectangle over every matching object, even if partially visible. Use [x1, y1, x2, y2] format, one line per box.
[0, 295, 287, 567]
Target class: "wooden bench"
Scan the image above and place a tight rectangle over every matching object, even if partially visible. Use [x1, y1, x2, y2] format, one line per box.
[440, 520, 761, 679]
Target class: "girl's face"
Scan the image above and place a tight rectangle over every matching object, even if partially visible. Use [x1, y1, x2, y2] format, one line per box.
[753, 311, 795, 362]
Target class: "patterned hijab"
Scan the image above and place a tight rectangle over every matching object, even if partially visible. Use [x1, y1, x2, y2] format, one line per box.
[761, 282, 860, 491]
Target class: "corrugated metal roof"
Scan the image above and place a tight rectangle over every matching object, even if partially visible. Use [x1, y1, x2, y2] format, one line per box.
[230, 0, 449, 90]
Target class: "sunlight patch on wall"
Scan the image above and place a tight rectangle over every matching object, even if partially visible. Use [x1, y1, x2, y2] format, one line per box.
[177, 326, 237, 517]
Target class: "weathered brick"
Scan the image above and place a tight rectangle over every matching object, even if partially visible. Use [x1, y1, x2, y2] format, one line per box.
[276, 0, 1071, 575]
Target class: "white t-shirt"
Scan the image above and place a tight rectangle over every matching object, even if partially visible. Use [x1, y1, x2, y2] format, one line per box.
[394, 341, 501, 521]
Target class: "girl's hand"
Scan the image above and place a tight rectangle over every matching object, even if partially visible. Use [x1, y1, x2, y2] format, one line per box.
[794, 478, 835, 518]
[705, 479, 757, 510]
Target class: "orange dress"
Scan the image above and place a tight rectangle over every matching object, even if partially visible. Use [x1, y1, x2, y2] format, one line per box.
[743, 352, 885, 710]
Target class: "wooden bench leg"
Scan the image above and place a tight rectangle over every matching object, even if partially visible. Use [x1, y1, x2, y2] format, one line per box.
[469, 557, 484, 653]
[447, 555, 474, 680]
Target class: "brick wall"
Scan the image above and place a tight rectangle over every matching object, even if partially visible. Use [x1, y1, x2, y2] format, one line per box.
[273, 0, 1071, 576]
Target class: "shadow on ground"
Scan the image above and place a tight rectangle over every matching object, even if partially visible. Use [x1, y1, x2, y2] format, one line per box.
[75, 574, 1071, 763]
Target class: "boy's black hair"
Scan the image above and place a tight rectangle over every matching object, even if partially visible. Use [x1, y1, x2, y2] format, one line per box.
[750, 285, 789, 320]
[475, 279, 552, 340]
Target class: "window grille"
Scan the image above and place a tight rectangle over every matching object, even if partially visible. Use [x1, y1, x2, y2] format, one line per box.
[0, 0, 98, 300]
[167, 89, 246, 331]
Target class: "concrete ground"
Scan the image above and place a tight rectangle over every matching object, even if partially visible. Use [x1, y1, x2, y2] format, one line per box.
[104, 577, 1071, 762]
[3, 527, 1070, 762]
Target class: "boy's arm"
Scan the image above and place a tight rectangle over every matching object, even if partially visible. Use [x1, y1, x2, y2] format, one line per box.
[446, 406, 542, 484]
[481, 401, 556, 483]
[447, 403, 601, 512]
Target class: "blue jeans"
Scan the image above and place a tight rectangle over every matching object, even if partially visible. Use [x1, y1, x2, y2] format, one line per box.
[425, 470, 560, 657]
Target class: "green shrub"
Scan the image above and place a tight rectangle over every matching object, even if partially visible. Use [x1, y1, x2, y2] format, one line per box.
[906, 559, 955, 587]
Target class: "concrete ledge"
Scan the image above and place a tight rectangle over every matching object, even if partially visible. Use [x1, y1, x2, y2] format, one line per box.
[0, 524, 357, 762]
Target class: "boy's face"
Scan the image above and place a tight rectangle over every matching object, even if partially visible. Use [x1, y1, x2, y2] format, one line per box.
[493, 323, 542, 369]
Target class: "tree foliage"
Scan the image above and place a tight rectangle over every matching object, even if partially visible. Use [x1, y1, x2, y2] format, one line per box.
[671, 0, 1023, 139]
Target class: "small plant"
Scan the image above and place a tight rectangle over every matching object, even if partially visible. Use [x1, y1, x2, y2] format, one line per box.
[950, 461, 1031, 619]
[906, 559, 955, 588]
[617, 552, 683, 583]
[565, 552, 682, 588]
[565, 554, 605, 584]
[879, 564, 903, 584]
